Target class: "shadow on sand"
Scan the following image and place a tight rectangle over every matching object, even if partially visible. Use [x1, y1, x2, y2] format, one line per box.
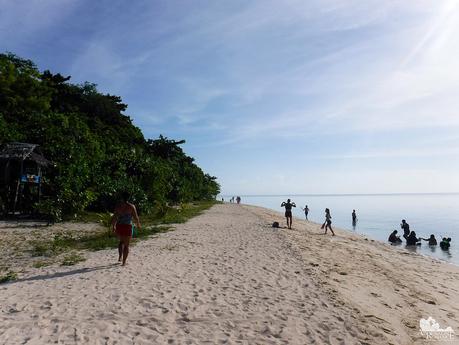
[7, 263, 119, 285]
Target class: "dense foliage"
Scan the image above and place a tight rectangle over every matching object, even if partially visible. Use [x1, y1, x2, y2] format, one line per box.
[0, 53, 219, 215]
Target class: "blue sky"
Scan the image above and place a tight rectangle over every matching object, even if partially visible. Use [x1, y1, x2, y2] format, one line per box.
[1, 0, 459, 194]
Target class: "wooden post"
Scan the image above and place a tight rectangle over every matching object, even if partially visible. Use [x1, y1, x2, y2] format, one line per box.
[12, 178, 20, 214]
[1, 161, 8, 216]
[37, 166, 42, 203]
[12, 154, 24, 215]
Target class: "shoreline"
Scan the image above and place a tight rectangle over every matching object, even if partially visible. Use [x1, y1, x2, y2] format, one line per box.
[1, 203, 458, 344]
[235, 195, 458, 267]
[221, 192, 459, 197]
[243, 203, 459, 344]
[272, 207, 459, 269]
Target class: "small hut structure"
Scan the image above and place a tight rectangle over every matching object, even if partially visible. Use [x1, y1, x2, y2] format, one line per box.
[0, 142, 51, 216]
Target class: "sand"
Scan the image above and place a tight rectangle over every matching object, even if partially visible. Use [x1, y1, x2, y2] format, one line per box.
[1, 203, 459, 344]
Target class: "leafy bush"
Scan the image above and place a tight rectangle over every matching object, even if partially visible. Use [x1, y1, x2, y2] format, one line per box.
[0, 271, 17, 284]
[34, 199, 62, 223]
[33, 260, 51, 268]
[61, 253, 85, 266]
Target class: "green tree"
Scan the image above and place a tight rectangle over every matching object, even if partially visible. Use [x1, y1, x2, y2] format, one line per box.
[0, 53, 220, 216]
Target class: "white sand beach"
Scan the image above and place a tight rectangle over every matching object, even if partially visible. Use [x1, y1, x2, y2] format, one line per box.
[1, 203, 459, 344]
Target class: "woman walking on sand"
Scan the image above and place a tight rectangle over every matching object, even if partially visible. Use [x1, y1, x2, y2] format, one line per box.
[111, 191, 141, 266]
[324, 208, 335, 236]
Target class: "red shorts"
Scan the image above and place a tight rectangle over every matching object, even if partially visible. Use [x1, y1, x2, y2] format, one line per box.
[116, 224, 132, 237]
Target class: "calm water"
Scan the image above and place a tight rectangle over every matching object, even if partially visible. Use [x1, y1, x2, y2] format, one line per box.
[222, 194, 459, 266]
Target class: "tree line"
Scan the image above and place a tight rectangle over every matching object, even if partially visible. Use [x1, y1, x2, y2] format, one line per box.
[0, 53, 220, 216]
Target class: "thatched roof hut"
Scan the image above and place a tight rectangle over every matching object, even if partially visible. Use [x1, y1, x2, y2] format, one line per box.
[0, 142, 51, 215]
[0, 142, 50, 167]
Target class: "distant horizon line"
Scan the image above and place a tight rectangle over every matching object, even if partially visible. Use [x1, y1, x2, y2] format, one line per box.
[220, 192, 459, 197]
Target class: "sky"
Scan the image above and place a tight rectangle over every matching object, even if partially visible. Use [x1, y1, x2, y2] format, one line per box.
[1, 0, 459, 195]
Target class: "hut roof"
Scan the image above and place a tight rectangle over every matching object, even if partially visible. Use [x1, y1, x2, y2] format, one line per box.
[0, 142, 51, 166]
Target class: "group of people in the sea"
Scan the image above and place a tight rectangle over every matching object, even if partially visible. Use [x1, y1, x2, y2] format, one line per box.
[279, 199, 453, 250]
[388, 219, 452, 250]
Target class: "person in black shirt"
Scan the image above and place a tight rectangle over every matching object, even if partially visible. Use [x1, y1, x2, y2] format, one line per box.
[401, 219, 410, 240]
[406, 231, 420, 246]
[420, 234, 437, 246]
[388, 230, 402, 243]
[281, 199, 296, 229]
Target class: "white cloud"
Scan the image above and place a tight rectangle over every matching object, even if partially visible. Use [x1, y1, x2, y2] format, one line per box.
[69, 41, 129, 91]
[0, 0, 78, 45]
[220, 0, 459, 141]
[3, 0, 459, 193]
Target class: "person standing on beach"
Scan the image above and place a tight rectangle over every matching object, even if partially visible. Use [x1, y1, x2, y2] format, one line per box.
[352, 210, 357, 223]
[302, 205, 309, 220]
[324, 208, 335, 236]
[281, 199, 296, 229]
[401, 220, 410, 241]
[111, 191, 141, 266]
[236, 196, 241, 204]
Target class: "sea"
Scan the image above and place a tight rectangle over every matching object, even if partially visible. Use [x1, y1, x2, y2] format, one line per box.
[221, 194, 459, 266]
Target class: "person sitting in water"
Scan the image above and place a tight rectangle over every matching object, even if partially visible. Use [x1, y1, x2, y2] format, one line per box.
[281, 199, 296, 229]
[388, 230, 402, 243]
[440, 237, 451, 250]
[401, 219, 410, 240]
[420, 234, 437, 246]
[406, 231, 421, 246]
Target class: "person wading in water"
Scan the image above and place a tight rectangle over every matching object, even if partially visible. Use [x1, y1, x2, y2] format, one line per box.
[302, 205, 309, 220]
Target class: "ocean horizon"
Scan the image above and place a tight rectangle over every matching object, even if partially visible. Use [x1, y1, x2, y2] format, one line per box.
[220, 193, 459, 266]
[223, 192, 459, 197]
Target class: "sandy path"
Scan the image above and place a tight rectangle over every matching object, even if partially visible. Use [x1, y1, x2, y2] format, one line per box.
[1, 204, 458, 344]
